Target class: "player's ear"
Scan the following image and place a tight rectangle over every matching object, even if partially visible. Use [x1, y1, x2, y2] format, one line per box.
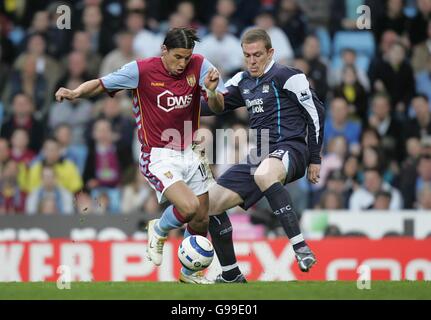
[267, 48, 275, 60]
[161, 45, 168, 56]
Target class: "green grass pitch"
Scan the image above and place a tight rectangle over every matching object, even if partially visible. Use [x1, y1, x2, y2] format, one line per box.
[0, 281, 430, 300]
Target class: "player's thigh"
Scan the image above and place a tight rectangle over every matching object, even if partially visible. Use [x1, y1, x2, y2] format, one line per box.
[163, 181, 200, 216]
[208, 183, 244, 215]
[254, 157, 287, 190]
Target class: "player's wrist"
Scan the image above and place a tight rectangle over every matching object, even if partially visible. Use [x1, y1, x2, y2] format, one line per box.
[205, 88, 217, 98]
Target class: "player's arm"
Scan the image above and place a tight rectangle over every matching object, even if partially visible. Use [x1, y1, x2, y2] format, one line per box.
[200, 71, 245, 116]
[200, 59, 229, 114]
[284, 73, 325, 184]
[55, 61, 139, 102]
[55, 79, 104, 102]
[204, 68, 225, 113]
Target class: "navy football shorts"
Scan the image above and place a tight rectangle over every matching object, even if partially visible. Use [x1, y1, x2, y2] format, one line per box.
[217, 144, 309, 210]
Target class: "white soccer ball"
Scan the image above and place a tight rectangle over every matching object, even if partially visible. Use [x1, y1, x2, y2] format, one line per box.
[178, 235, 214, 271]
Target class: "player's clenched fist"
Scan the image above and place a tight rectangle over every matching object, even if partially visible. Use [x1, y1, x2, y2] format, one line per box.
[204, 68, 220, 92]
[55, 87, 78, 102]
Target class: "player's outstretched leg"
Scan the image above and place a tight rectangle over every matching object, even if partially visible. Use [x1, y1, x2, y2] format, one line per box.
[209, 212, 247, 283]
[254, 158, 316, 272]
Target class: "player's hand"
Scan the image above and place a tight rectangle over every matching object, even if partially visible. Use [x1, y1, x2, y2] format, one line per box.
[307, 164, 321, 184]
[55, 87, 78, 102]
[204, 68, 220, 92]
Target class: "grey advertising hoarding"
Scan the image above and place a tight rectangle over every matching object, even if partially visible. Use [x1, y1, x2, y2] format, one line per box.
[0, 213, 149, 241]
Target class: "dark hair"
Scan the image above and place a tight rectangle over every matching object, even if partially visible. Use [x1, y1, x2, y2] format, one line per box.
[412, 93, 429, 103]
[163, 27, 200, 50]
[375, 190, 391, 200]
[241, 28, 272, 50]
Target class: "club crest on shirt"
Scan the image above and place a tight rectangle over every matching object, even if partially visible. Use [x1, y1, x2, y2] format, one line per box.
[299, 90, 311, 102]
[262, 84, 270, 93]
[186, 74, 196, 87]
[164, 171, 173, 179]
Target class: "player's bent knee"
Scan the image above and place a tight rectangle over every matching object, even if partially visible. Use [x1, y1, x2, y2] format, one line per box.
[177, 197, 201, 218]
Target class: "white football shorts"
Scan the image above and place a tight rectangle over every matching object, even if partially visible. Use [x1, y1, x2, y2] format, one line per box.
[139, 144, 213, 203]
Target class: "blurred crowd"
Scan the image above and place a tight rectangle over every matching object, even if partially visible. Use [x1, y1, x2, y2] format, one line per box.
[0, 0, 430, 235]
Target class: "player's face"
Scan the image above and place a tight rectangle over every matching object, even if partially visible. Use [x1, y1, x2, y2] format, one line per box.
[242, 41, 274, 78]
[161, 46, 193, 76]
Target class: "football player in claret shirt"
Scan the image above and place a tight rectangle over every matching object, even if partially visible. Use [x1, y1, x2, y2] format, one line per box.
[55, 27, 227, 284]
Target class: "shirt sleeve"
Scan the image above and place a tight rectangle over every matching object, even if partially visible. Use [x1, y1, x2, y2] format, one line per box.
[283, 73, 325, 164]
[199, 58, 227, 94]
[200, 72, 246, 116]
[99, 61, 139, 97]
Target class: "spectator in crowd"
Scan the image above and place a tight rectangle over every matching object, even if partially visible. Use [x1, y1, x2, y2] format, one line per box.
[333, 65, 368, 124]
[85, 96, 135, 170]
[301, 34, 328, 102]
[373, 0, 409, 44]
[83, 119, 122, 213]
[360, 126, 381, 151]
[0, 22, 15, 65]
[215, 0, 244, 36]
[349, 167, 403, 210]
[26, 165, 74, 215]
[371, 190, 392, 210]
[404, 94, 431, 140]
[0, 50, 10, 103]
[56, 51, 91, 89]
[65, 31, 102, 79]
[48, 79, 93, 146]
[54, 123, 88, 175]
[0, 160, 26, 214]
[323, 169, 350, 209]
[368, 93, 403, 161]
[81, 4, 114, 56]
[0, 93, 45, 152]
[329, 48, 370, 92]
[11, 33, 61, 102]
[194, 15, 243, 78]
[317, 136, 347, 191]
[411, 20, 431, 73]
[414, 154, 431, 206]
[359, 146, 395, 185]
[415, 55, 431, 105]
[316, 190, 344, 210]
[408, 0, 431, 47]
[369, 41, 415, 115]
[417, 184, 431, 210]
[121, 166, 154, 213]
[28, 138, 83, 194]
[0, 138, 11, 175]
[176, 1, 204, 35]
[399, 137, 423, 208]
[253, 8, 294, 65]
[8, 53, 49, 118]
[275, 0, 308, 55]
[324, 97, 362, 153]
[131, 12, 162, 59]
[9, 128, 35, 166]
[100, 30, 138, 77]
[342, 154, 360, 200]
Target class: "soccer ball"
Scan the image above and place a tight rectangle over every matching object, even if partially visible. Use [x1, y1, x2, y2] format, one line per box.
[178, 235, 214, 271]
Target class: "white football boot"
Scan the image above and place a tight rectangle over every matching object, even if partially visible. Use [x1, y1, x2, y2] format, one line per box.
[146, 219, 167, 266]
[179, 270, 214, 284]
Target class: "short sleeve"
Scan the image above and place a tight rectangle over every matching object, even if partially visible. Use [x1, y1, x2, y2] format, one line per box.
[199, 58, 227, 94]
[99, 61, 139, 96]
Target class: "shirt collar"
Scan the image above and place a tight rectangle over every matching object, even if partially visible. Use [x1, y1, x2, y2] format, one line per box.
[264, 59, 275, 74]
